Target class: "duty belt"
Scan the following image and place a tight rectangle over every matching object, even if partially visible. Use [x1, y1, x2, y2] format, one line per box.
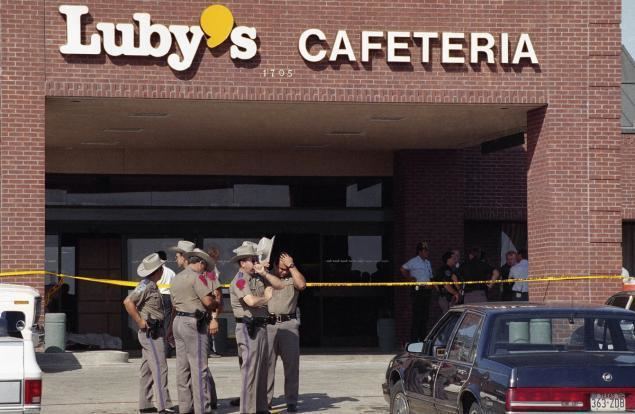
[272, 313, 297, 323]
[175, 311, 197, 317]
[235, 317, 270, 326]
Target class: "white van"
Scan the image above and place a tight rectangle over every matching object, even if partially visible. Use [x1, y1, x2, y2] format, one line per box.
[0, 284, 43, 346]
[0, 284, 43, 413]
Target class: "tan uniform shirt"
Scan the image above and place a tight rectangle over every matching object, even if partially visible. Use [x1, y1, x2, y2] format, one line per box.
[230, 271, 270, 318]
[127, 279, 164, 321]
[267, 277, 299, 315]
[170, 267, 219, 313]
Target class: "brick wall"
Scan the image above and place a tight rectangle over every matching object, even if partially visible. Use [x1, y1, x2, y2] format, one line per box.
[0, 1, 46, 296]
[393, 150, 464, 343]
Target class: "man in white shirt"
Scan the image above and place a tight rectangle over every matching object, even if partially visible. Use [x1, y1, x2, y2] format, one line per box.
[156, 250, 177, 357]
[510, 249, 529, 301]
[400, 242, 434, 341]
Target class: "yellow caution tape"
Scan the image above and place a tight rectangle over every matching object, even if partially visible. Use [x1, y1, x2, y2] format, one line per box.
[0, 270, 626, 289]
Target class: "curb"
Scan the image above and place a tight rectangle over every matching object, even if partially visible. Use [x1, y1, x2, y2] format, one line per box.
[37, 350, 129, 369]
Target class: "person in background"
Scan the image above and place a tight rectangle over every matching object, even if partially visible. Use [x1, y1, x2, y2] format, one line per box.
[510, 248, 529, 301]
[206, 246, 223, 358]
[432, 251, 461, 315]
[459, 247, 492, 303]
[400, 242, 433, 342]
[488, 250, 517, 301]
[156, 250, 176, 357]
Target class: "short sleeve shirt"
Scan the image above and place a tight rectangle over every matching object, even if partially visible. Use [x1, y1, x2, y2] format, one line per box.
[267, 277, 298, 315]
[170, 267, 218, 313]
[230, 271, 270, 318]
[126, 279, 164, 321]
[402, 256, 433, 282]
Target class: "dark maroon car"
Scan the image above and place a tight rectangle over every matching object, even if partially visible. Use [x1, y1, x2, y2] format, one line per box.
[382, 303, 635, 414]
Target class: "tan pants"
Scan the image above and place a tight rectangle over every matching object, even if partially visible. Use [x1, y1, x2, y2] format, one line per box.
[173, 315, 217, 414]
[236, 322, 269, 414]
[266, 319, 300, 407]
[137, 330, 172, 411]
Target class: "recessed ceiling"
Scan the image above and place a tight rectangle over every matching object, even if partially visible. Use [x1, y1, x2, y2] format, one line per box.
[46, 97, 542, 151]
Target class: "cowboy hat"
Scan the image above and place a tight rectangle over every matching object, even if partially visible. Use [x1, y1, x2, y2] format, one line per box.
[256, 236, 276, 263]
[183, 248, 215, 270]
[168, 240, 196, 254]
[230, 241, 258, 263]
[137, 253, 166, 278]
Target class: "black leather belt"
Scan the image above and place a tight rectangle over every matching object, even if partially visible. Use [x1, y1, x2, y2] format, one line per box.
[176, 311, 196, 317]
[235, 317, 269, 325]
[273, 313, 297, 323]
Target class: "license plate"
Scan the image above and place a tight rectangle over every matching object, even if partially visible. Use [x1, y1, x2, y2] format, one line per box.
[590, 393, 625, 412]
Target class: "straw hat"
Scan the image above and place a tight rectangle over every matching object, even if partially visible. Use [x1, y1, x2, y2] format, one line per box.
[183, 248, 215, 270]
[168, 240, 196, 254]
[230, 241, 258, 263]
[137, 253, 166, 278]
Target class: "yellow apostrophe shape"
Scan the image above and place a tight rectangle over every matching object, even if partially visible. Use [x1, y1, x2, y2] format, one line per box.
[200, 5, 235, 49]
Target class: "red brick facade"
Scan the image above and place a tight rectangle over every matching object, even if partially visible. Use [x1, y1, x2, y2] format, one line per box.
[0, 0, 628, 341]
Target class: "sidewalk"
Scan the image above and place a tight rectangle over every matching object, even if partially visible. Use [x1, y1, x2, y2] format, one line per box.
[41, 353, 392, 413]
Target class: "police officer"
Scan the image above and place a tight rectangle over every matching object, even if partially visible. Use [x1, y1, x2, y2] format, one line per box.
[266, 252, 306, 413]
[171, 248, 220, 414]
[123, 253, 175, 414]
[229, 241, 284, 414]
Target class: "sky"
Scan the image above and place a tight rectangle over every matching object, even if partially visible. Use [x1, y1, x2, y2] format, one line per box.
[624, 0, 635, 56]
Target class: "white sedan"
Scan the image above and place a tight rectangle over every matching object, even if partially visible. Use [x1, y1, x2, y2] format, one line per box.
[0, 317, 42, 413]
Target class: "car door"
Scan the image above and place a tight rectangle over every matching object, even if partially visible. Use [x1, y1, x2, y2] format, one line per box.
[405, 311, 462, 413]
[434, 312, 484, 414]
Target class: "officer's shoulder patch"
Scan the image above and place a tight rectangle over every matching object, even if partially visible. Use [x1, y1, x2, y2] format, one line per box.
[198, 274, 209, 287]
[236, 278, 246, 290]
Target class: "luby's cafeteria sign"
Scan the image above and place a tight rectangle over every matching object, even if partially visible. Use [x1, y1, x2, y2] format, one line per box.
[59, 4, 539, 72]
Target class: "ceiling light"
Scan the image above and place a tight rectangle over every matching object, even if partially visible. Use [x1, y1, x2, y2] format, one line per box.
[370, 116, 404, 121]
[128, 112, 169, 118]
[103, 128, 143, 133]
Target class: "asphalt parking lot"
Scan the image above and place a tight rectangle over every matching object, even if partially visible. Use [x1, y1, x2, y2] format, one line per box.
[41, 353, 392, 413]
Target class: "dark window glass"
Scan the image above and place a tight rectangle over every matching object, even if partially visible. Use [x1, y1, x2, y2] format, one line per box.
[448, 313, 483, 362]
[428, 312, 462, 355]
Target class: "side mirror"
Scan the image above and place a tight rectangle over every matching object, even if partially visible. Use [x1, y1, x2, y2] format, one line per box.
[406, 342, 424, 353]
[433, 346, 446, 358]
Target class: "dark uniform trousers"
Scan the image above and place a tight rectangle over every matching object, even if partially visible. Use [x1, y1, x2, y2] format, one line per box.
[411, 288, 432, 342]
[236, 322, 269, 414]
[173, 315, 217, 414]
[266, 319, 300, 407]
[137, 329, 172, 411]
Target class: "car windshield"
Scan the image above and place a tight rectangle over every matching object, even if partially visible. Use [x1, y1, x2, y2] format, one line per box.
[488, 315, 635, 355]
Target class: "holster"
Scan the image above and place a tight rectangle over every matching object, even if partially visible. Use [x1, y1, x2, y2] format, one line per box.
[194, 309, 211, 331]
[242, 316, 257, 339]
[146, 318, 162, 340]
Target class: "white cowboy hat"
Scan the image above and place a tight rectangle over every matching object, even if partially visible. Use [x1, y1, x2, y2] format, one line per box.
[168, 240, 196, 254]
[230, 241, 258, 263]
[137, 253, 166, 278]
[183, 248, 215, 270]
[256, 236, 276, 263]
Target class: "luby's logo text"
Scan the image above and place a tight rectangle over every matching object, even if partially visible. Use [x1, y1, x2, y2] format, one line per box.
[58, 5, 258, 71]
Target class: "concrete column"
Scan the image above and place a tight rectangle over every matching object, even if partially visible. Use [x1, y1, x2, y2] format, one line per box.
[0, 1, 46, 295]
[393, 150, 464, 344]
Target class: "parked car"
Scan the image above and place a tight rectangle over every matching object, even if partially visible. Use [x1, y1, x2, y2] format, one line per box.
[0, 284, 43, 346]
[382, 303, 635, 414]
[606, 291, 635, 311]
[0, 316, 42, 413]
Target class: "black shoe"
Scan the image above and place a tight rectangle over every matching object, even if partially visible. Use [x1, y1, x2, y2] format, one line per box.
[229, 398, 240, 406]
[287, 404, 298, 412]
[159, 409, 177, 414]
[139, 409, 158, 413]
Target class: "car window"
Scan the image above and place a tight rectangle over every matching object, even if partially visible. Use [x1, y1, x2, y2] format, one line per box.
[488, 315, 635, 355]
[0, 311, 25, 339]
[447, 312, 483, 363]
[610, 296, 630, 309]
[428, 312, 462, 355]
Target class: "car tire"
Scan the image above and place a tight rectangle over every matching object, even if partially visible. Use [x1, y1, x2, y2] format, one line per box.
[390, 380, 410, 414]
[468, 401, 483, 414]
